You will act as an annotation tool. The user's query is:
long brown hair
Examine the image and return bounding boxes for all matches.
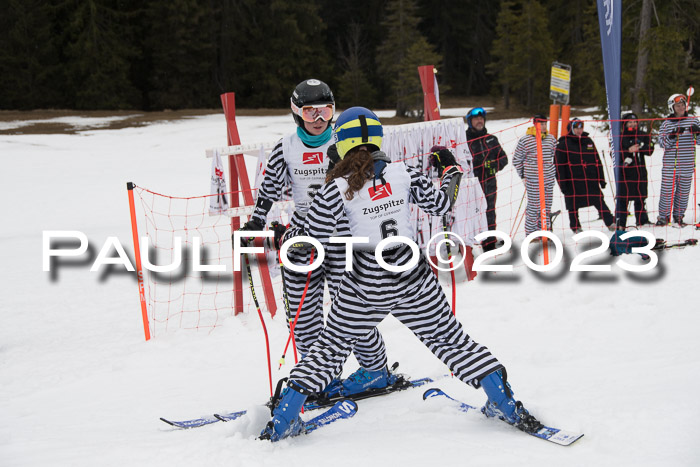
[326,147,374,200]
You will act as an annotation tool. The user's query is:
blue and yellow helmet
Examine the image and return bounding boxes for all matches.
[333,107,383,159]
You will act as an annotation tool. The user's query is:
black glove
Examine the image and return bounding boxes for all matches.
[269,221,288,250]
[234,219,264,246]
[691,123,700,134]
[601,181,607,189]
[327,144,341,171]
[669,132,677,141]
[429,146,458,173]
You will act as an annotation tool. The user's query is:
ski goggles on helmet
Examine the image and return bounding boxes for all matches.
[671,95,687,104]
[291,101,335,123]
[571,120,584,129]
[467,107,486,119]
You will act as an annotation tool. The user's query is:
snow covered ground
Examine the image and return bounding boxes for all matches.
[2,109,699,466]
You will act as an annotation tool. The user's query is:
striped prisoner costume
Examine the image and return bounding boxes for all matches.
[513,127,558,234]
[251,133,387,368]
[657,115,699,221]
[285,162,503,392]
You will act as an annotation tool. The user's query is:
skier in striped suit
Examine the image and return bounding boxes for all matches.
[655,93,700,226]
[260,107,543,442]
[513,115,558,235]
[239,80,391,397]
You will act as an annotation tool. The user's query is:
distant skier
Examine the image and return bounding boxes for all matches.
[554,118,615,233]
[656,93,700,226]
[238,79,393,398]
[513,114,557,235]
[465,107,509,250]
[260,107,543,442]
[616,113,654,229]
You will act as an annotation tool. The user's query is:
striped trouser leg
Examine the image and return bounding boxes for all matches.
[524,180,554,234]
[391,271,502,388]
[658,165,675,220]
[282,248,325,356]
[672,173,693,218]
[289,282,389,392]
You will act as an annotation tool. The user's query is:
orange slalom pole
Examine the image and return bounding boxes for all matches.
[126,182,151,341]
[534,125,550,265]
[560,105,571,137]
[549,105,560,139]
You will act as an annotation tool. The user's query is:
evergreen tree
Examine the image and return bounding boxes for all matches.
[489,0,556,110]
[0,0,63,109]
[57,0,140,109]
[376,0,441,116]
[336,23,377,108]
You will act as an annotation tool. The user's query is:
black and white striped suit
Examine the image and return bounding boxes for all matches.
[657,116,699,220]
[252,136,387,367]
[513,129,557,235]
[286,162,503,392]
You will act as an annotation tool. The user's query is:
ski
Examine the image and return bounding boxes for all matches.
[422,388,584,447]
[652,238,698,250]
[303,375,433,411]
[303,399,358,435]
[161,376,432,429]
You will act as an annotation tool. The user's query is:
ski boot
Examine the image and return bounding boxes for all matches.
[655,217,668,226]
[673,216,686,227]
[319,378,344,398]
[341,366,396,396]
[479,369,543,434]
[259,380,311,442]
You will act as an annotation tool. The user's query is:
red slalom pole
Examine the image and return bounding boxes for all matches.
[278,249,315,369]
[243,253,273,397]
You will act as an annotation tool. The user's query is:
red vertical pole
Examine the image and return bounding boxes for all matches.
[535,124,551,265]
[220,92,278,318]
[220,93,245,315]
[418,65,441,121]
[126,182,151,341]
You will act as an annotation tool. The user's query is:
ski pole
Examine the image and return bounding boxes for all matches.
[510,191,526,238]
[687,86,696,224]
[243,252,273,397]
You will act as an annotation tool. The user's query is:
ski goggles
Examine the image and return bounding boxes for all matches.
[291,102,335,123]
[571,120,584,129]
[671,95,687,104]
[467,107,486,119]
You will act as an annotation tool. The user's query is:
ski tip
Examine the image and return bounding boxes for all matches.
[422,387,442,400]
[159,417,175,426]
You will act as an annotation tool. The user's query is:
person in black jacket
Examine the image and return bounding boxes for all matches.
[555,118,615,232]
[616,113,654,228]
[465,107,508,251]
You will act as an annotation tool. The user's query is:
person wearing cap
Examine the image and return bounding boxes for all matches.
[555,118,615,233]
[656,93,700,226]
[616,113,654,228]
[465,107,509,251]
[513,114,558,235]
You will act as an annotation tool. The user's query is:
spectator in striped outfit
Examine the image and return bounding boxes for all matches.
[656,93,700,226]
[260,107,543,442]
[239,79,391,398]
[513,115,558,235]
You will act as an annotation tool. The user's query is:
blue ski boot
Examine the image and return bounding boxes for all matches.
[320,378,344,398]
[260,380,310,442]
[341,366,396,396]
[480,369,543,433]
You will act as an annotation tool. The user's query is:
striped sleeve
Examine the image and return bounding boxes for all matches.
[251,140,285,225]
[658,120,673,149]
[286,181,344,247]
[406,167,451,217]
[513,136,529,178]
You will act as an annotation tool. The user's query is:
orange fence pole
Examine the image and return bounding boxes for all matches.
[560,105,571,137]
[126,182,151,341]
[549,104,560,139]
[534,126,550,265]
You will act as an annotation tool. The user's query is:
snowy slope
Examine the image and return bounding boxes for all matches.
[1,111,699,467]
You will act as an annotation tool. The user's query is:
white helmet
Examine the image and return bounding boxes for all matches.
[667,93,687,113]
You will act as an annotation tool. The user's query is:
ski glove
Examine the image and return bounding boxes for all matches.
[269,221,288,250]
[235,219,264,246]
[327,144,341,171]
[624,157,634,166]
[429,146,459,176]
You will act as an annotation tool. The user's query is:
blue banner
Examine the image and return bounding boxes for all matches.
[597,0,622,186]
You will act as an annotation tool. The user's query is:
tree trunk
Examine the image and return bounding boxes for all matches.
[632,0,652,115]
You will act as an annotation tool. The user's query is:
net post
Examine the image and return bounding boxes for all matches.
[549,104,560,139]
[126,182,151,341]
[534,125,551,265]
[560,105,571,138]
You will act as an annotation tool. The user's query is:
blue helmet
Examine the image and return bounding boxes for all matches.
[466,107,487,129]
[333,107,383,158]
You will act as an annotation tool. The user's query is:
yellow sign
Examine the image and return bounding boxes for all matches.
[550,62,572,104]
